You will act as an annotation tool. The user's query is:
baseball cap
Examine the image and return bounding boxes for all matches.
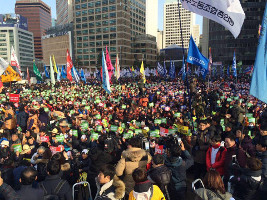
[82,149,89,154]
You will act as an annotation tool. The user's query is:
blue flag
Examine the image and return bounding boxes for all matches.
[232,51,237,77]
[163,61,167,76]
[220,65,224,77]
[57,66,60,81]
[157,62,165,77]
[187,36,209,69]
[61,65,66,79]
[44,65,49,78]
[182,56,186,81]
[250,3,267,104]
[227,65,230,76]
[187,36,209,78]
[81,69,86,83]
[96,69,101,81]
[102,51,111,94]
[169,60,176,79]
[72,66,80,83]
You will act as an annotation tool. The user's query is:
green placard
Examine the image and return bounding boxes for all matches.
[70,110,75,115]
[95,114,101,120]
[154,119,161,124]
[174,113,181,118]
[168,129,176,134]
[56,135,64,143]
[123,132,133,139]
[135,129,142,134]
[121,123,126,129]
[96,125,103,132]
[149,103,154,107]
[94,99,101,104]
[13,144,22,152]
[80,121,89,130]
[248,117,256,123]
[246,113,253,118]
[161,118,167,124]
[247,103,253,107]
[135,121,141,127]
[72,129,78,137]
[85,106,90,110]
[110,125,118,132]
[150,130,160,137]
[44,107,49,112]
[90,133,99,140]
[122,105,126,109]
[220,119,224,126]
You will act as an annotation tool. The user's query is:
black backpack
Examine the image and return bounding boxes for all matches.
[40,179,66,200]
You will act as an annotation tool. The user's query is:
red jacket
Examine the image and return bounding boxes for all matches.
[206,146,227,175]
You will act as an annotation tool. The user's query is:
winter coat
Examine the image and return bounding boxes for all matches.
[27,114,40,133]
[194,188,233,200]
[17,111,28,128]
[35,158,49,182]
[238,136,256,157]
[231,168,262,200]
[206,146,227,175]
[40,175,72,200]
[128,181,166,200]
[3,109,16,130]
[115,147,152,194]
[164,150,194,191]
[191,129,211,164]
[224,144,247,179]
[95,176,125,200]
[0,183,20,200]
[39,111,49,126]
[17,184,44,200]
[78,156,91,173]
[148,165,171,193]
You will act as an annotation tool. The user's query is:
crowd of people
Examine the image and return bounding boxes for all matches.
[0,75,266,200]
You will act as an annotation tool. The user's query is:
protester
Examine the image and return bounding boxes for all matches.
[128,168,166,200]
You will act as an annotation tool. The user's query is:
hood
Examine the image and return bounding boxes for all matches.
[122,148,147,162]
[35,158,49,164]
[242,168,262,177]
[113,175,125,199]
[133,180,152,200]
[61,162,71,171]
[165,156,183,168]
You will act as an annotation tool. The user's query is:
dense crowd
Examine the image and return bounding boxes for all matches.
[0,75,266,200]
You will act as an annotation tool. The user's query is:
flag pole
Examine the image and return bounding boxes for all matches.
[177,0,194,132]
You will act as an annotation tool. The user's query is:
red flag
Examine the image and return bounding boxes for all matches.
[66,49,73,82]
[105,46,113,83]
[0,80,3,92]
[27,67,31,85]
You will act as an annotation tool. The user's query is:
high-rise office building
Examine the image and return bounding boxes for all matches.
[192,24,200,47]
[200,17,209,58]
[163,0,195,49]
[15,0,52,60]
[56,0,74,26]
[146,0,158,38]
[74,0,147,71]
[208,0,266,66]
[0,14,34,75]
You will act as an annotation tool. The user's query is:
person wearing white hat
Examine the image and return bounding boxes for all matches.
[78,149,91,173]
[1,140,9,148]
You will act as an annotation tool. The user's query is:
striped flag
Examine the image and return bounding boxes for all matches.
[157,62,165,77]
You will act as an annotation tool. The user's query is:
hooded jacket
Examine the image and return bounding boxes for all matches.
[95,176,125,200]
[115,147,152,194]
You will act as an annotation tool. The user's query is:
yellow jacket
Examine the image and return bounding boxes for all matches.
[3,109,16,130]
[128,185,166,200]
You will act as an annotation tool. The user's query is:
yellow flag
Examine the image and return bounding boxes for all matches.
[140,61,146,83]
[132,66,134,71]
[1,66,21,82]
[52,55,58,73]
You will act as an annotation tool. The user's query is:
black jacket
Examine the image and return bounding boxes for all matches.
[231,168,262,200]
[17,111,28,127]
[17,185,44,200]
[40,175,72,200]
[148,165,171,192]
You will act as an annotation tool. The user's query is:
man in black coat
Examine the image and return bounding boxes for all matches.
[148,154,171,200]
[40,160,72,200]
[17,106,28,133]
[17,167,44,200]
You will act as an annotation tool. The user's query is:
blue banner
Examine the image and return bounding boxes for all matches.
[44,65,49,78]
[250,3,267,104]
[232,51,237,77]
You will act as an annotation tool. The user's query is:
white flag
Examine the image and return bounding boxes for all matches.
[181,0,245,38]
[0,57,9,76]
[50,56,55,85]
[10,46,22,77]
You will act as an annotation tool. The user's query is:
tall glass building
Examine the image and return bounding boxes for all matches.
[74,0,147,71]
[208,0,266,66]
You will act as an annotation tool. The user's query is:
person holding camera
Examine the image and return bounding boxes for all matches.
[164,140,193,200]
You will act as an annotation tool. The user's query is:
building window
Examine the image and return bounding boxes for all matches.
[82,10,87,15]
[110,33,116,38]
[82,17,87,21]
[81,3,87,9]
[102,0,108,5]
[90,42,95,47]
[89,22,94,28]
[102,13,108,18]
[89,29,95,34]
[95,1,101,7]
[75,5,80,10]
[88,9,94,14]
[109,0,115,4]
[96,22,101,26]
[82,23,88,28]
[76,11,81,16]
[96,35,102,40]
[110,19,116,25]
[102,20,108,26]
[89,16,94,20]
[96,28,101,33]
[96,41,102,46]
[82,30,88,34]
[110,47,116,52]
[109,5,116,11]
[83,42,89,47]
[103,34,109,39]
[88,2,94,8]
[77,37,82,41]
[102,7,108,12]
[103,27,109,32]
[109,12,116,18]
[83,55,89,59]
[110,27,116,32]
[89,35,95,40]
[95,8,101,13]
[83,36,88,40]
[103,41,109,45]
[110,40,116,45]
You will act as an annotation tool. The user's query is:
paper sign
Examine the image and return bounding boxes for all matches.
[110,125,118,132]
[150,130,160,137]
[72,129,78,137]
[155,144,164,154]
[13,144,22,152]
[160,127,169,136]
[135,129,142,134]
[9,94,20,102]
[248,117,256,123]
[50,146,64,154]
[168,129,176,134]
[122,105,126,109]
[96,125,103,132]
[123,132,133,139]
[56,135,64,143]
[40,136,50,143]
[95,114,101,119]
[90,133,99,140]
[246,113,253,118]
[174,113,181,118]
[161,118,167,124]
[80,121,89,130]
[154,119,161,124]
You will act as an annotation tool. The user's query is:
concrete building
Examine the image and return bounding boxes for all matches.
[208,0,266,66]
[0,26,34,75]
[200,17,209,58]
[42,23,74,66]
[163,0,195,49]
[15,0,52,60]
[192,24,200,47]
[132,34,157,67]
[157,30,163,52]
[74,0,147,71]
[56,0,74,26]
[146,0,158,38]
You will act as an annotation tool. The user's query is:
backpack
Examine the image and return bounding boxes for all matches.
[40,179,66,200]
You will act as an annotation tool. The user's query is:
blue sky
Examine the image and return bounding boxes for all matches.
[1,0,202,33]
